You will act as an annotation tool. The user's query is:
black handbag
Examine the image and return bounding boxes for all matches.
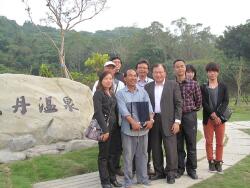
[217,104,232,122]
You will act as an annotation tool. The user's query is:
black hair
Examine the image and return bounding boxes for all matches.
[205,62,220,72]
[110,55,122,64]
[186,64,197,81]
[124,69,137,77]
[135,58,150,70]
[152,63,167,72]
[173,59,186,65]
[96,71,113,93]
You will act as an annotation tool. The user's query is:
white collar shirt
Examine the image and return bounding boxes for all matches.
[154,79,165,113]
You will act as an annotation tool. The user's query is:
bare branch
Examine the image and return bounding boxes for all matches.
[67,0,107,30]
[23,0,60,54]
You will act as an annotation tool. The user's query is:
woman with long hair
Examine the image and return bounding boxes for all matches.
[93,71,122,188]
[201,62,229,173]
[186,64,197,81]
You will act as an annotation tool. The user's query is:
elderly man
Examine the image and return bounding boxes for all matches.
[116,69,154,188]
[144,64,182,184]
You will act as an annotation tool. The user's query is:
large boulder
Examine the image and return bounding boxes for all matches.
[0,74,93,150]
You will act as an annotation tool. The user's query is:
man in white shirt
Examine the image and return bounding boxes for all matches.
[136,59,153,88]
[135,59,154,175]
[144,64,182,184]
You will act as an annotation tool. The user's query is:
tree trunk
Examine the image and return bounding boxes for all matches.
[59,30,71,79]
[235,60,243,105]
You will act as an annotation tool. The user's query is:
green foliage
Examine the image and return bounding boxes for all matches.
[39,64,54,78]
[84,53,110,73]
[217,22,250,60]
[71,71,98,87]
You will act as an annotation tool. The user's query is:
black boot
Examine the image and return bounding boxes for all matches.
[215,161,223,173]
[208,160,216,172]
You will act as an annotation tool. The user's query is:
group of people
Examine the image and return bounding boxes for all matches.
[91,56,229,188]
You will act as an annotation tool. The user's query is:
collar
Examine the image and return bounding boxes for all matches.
[176,77,188,84]
[137,76,150,82]
[125,85,139,93]
[155,79,165,86]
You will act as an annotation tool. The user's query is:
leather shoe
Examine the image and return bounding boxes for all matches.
[188,173,198,180]
[150,174,165,180]
[102,184,112,188]
[175,171,184,179]
[166,176,175,184]
[111,180,122,187]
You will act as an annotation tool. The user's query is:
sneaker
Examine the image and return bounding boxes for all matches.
[215,161,223,173]
[208,160,216,172]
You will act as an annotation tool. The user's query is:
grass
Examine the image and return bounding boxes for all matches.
[191,128,250,188]
[0,147,99,188]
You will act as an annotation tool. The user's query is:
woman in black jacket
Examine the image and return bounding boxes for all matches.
[93,71,122,188]
[200,62,229,173]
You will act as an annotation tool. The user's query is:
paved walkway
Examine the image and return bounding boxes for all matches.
[33,121,250,188]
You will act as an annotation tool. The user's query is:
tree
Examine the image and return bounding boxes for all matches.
[171,17,216,60]
[23,0,107,79]
[217,22,250,104]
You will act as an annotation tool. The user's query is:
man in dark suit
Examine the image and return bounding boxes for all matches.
[144,63,182,184]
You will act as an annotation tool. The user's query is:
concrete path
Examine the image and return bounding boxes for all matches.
[33,121,250,188]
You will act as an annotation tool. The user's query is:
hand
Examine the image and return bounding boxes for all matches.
[210,112,217,120]
[214,117,222,125]
[131,121,141,131]
[145,120,153,129]
[171,123,180,134]
[101,133,109,142]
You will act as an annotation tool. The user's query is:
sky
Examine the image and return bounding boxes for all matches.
[0,0,249,36]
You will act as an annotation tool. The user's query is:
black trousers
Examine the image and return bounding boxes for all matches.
[177,111,197,174]
[109,125,122,171]
[150,114,178,177]
[98,137,116,185]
